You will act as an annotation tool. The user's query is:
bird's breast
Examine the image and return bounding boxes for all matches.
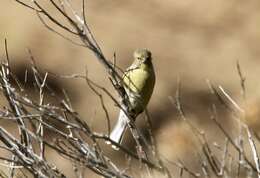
[123,66,155,113]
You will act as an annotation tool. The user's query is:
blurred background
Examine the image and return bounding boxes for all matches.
[1,0,260,177]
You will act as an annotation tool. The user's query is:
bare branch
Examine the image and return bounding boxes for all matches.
[247,128,260,178]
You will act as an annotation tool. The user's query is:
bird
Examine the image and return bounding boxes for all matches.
[108,49,156,149]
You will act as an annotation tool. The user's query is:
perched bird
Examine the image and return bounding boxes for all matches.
[109,49,156,148]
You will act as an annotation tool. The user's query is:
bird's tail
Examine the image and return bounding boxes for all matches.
[107,109,128,149]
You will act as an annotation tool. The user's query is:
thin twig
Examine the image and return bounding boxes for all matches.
[247,128,260,178]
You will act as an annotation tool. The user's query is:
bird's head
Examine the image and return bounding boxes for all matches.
[133,49,152,63]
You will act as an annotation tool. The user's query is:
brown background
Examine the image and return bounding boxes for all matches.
[1,0,260,177]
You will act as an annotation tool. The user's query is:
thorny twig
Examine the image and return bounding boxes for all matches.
[170,76,260,178]
[0,38,167,177]
[5,1,260,178]
[247,128,260,178]
[207,81,257,171]
[14,0,148,159]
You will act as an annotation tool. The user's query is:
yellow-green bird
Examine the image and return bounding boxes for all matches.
[109,49,156,146]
